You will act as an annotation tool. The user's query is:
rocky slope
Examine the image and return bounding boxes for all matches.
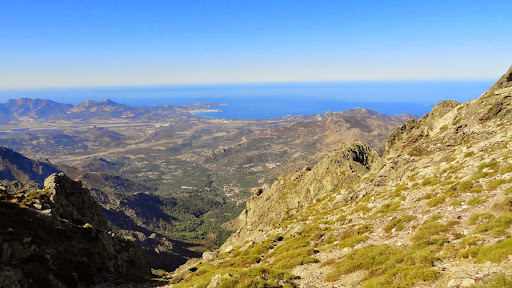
[167,67,512,288]
[0,173,151,287]
[0,147,197,271]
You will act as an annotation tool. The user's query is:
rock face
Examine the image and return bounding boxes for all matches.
[486,65,512,95]
[44,172,107,229]
[0,174,151,287]
[169,66,512,287]
[222,142,379,250]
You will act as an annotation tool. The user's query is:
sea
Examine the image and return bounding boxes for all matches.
[0,81,494,119]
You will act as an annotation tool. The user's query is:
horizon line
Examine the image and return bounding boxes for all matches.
[0,77,497,91]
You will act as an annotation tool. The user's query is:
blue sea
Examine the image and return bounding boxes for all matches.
[0,81,493,119]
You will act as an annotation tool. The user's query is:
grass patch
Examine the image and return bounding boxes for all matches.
[467,195,488,206]
[270,226,320,270]
[371,201,401,217]
[493,197,512,212]
[352,204,372,215]
[473,213,512,236]
[464,151,475,158]
[471,273,512,288]
[426,195,446,207]
[339,224,372,248]
[478,160,500,173]
[326,244,439,287]
[468,213,495,226]
[411,216,450,246]
[487,179,508,191]
[383,214,416,233]
[450,199,464,206]
[500,164,512,175]
[476,238,512,263]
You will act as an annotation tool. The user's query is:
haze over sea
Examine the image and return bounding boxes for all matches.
[0,81,493,119]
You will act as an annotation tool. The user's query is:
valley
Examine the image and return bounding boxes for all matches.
[0,98,413,271]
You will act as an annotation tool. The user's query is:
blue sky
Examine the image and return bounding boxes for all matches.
[1,0,511,88]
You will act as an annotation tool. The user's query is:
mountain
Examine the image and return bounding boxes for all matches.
[168,66,512,287]
[0,173,151,287]
[1,98,72,120]
[0,146,60,184]
[67,99,134,119]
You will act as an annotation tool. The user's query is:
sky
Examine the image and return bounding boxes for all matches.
[1,0,511,89]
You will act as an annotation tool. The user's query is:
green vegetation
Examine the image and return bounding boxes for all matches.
[383,214,416,233]
[470,273,512,288]
[171,265,298,288]
[450,199,463,206]
[411,217,450,246]
[339,224,372,248]
[370,201,401,217]
[467,195,488,206]
[487,179,508,191]
[326,244,439,287]
[472,213,512,236]
[493,197,512,212]
[427,195,446,207]
[478,160,500,173]
[464,151,475,158]
[468,213,495,225]
[475,238,512,263]
[351,204,372,214]
[270,225,321,270]
[500,164,512,175]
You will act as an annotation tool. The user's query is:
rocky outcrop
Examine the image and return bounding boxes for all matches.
[44,172,108,229]
[485,65,512,95]
[0,174,151,287]
[222,142,379,250]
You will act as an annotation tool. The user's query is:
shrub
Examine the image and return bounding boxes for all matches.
[472,273,512,288]
[464,151,475,158]
[457,180,474,193]
[427,195,446,207]
[383,214,416,233]
[411,217,449,246]
[476,238,512,263]
[487,179,508,191]
[467,196,488,206]
[468,213,495,225]
[473,213,512,236]
[339,224,372,248]
[500,164,512,175]
[326,244,439,287]
[372,201,401,216]
[493,197,512,212]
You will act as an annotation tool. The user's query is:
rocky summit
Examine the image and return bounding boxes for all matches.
[167,67,512,288]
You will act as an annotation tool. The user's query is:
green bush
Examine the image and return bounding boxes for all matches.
[427,195,446,207]
[326,244,439,287]
[468,213,495,225]
[383,214,416,233]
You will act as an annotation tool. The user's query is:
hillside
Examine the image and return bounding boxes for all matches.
[0,173,151,287]
[167,67,512,287]
[0,100,412,250]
